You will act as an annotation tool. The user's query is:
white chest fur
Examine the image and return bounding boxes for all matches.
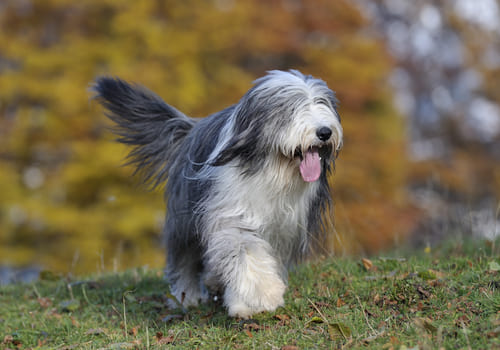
[205,158,319,264]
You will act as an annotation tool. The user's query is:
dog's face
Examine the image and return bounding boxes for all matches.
[283,96,342,182]
[212,70,342,182]
[254,71,343,182]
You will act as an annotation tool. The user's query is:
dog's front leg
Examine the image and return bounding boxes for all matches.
[204,230,286,318]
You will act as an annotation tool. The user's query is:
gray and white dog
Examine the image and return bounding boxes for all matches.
[94,70,343,318]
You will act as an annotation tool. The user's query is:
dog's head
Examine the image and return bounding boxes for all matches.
[212,70,342,182]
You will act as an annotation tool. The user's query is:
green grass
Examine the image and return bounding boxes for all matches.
[1,239,499,349]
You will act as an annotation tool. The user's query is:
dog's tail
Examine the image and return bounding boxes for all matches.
[93,77,195,188]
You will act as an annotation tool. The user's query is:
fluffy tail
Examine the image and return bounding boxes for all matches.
[93,77,195,188]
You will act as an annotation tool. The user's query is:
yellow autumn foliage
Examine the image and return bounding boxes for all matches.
[0,0,414,273]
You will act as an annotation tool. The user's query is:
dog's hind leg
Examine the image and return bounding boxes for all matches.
[204,230,286,318]
[165,240,208,308]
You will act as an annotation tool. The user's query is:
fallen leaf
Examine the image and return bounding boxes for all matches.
[37,297,52,308]
[59,299,80,312]
[390,336,400,344]
[418,270,436,280]
[157,335,174,345]
[418,269,444,280]
[336,298,346,307]
[124,293,136,303]
[362,258,373,271]
[3,335,14,344]
[306,316,324,325]
[381,342,393,349]
[275,314,291,326]
[242,322,268,331]
[281,346,299,350]
[128,326,139,336]
[416,285,431,299]
[488,261,500,272]
[154,332,174,345]
[328,322,352,340]
[455,314,470,327]
[362,331,385,344]
[274,314,290,321]
[487,326,500,338]
[414,317,437,334]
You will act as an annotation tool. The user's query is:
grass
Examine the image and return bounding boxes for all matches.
[1,239,499,349]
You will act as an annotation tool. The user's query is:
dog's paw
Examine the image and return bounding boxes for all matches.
[168,283,209,309]
[224,278,286,318]
[226,300,257,319]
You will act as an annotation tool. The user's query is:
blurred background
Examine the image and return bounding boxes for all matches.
[1,0,499,282]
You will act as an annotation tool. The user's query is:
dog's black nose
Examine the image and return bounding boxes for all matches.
[316,127,332,141]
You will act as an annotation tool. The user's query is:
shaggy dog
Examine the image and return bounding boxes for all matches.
[93,70,343,318]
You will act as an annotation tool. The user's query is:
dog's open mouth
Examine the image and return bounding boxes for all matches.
[294,146,332,182]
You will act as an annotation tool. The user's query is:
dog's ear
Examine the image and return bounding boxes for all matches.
[211,127,264,167]
[211,137,240,166]
[211,101,267,168]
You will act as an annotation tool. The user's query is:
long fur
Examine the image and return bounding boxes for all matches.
[93,70,342,317]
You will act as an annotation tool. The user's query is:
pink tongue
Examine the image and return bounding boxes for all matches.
[299,150,321,182]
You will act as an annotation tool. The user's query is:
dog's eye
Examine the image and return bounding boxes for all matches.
[314,97,329,107]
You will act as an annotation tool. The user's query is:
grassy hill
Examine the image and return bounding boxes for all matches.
[1,239,499,349]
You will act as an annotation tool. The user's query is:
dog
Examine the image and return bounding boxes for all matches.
[93,70,342,318]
